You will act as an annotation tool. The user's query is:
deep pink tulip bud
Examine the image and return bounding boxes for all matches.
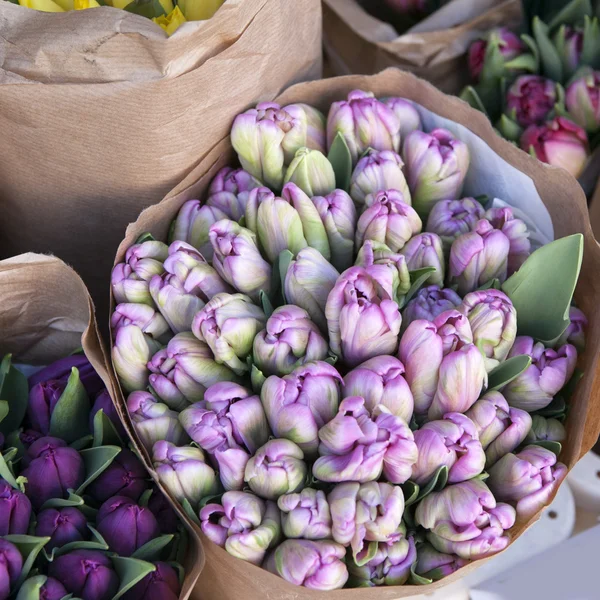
[35,507,89,552]
[400,233,445,286]
[415,479,516,560]
[468,27,527,83]
[0,479,31,536]
[402,285,462,328]
[488,445,568,519]
[483,207,531,274]
[382,97,422,146]
[566,70,600,133]
[278,488,332,540]
[414,543,469,581]
[503,337,577,412]
[206,167,262,221]
[506,76,558,127]
[556,305,587,352]
[425,198,485,251]
[122,561,181,600]
[0,540,23,600]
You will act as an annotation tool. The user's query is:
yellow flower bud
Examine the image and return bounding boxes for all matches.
[179,0,224,21]
[158,0,174,14]
[153,5,186,35]
[18,0,65,11]
[53,0,74,10]
[74,0,101,8]
[110,0,131,8]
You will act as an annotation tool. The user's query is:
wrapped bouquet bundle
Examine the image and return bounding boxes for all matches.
[0,254,202,600]
[322,0,522,92]
[0,0,322,321]
[108,69,600,598]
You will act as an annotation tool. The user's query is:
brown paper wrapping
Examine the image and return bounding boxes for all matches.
[323,0,523,93]
[106,69,600,598]
[0,0,322,327]
[0,252,203,600]
[590,179,600,241]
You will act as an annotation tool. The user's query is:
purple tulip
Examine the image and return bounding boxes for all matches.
[29,355,105,398]
[21,437,85,511]
[327,90,400,164]
[313,397,417,484]
[86,449,148,504]
[148,332,239,411]
[260,361,342,458]
[253,306,329,377]
[524,415,566,445]
[26,379,65,436]
[402,285,462,328]
[18,429,42,452]
[277,488,332,540]
[400,233,445,286]
[449,219,511,295]
[312,189,357,271]
[96,496,160,556]
[425,198,485,251]
[122,562,181,600]
[412,413,485,485]
[0,540,22,600]
[200,491,281,565]
[244,439,306,500]
[264,539,348,590]
[506,76,558,128]
[35,507,89,551]
[566,70,600,133]
[325,265,402,368]
[329,482,404,561]
[484,207,531,274]
[503,337,577,412]
[127,391,189,453]
[111,302,171,344]
[89,389,127,438]
[147,486,180,534]
[382,97,422,146]
[49,550,119,600]
[466,391,532,468]
[349,150,411,206]
[432,309,473,355]
[556,306,587,352]
[414,543,469,581]
[403,128,470,218]
[415,479,516,559]
[17,577,68,600]
[488,445,568,519]
[206,166,262,221]
[0,480,31,536]
[342,355,413,422]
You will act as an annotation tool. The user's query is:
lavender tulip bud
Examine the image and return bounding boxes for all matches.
[449,220,511,295]
[484,207,531,274]
[26,379,65,436]
[253,306,329,377]
[432,309,473,355]
[148,332,240,410]
[524,415,566,445]
[325,265,402,367]
[111,303,171,344]
[415,479,516,560]
[244,439,306,500]
[400,233,445,286]
[284,148,336,198]
[285,247,340,332]
[16,576,68,600]
[459,289,517,372]
[35,507,89,551]
[261,361,342,457]
[327,90,400,164]
[170,200,228,261]
[425,198,485,252]
[404,129,470,218]
[312,189,357,271]
[206,166,262,221]
[343,355,413,422]
[382,97,422,145]
[415,543,469,581]
[465,391,532,468]
[566,70,600,134]
[349,150,411,206]
[127,391,189,453]
[192,293,266,375]
[402,285,462,328]
[0,540,22,600]
[278,488,331,540]
[22,437,85,511]
[153,441,219,508]
[29,355,104,398]
[329,482,404,562]
[264,539,348,590]
[49,550,119,600]
[413,413,485,485]
[121,562,181,600]
[209,219,272,302]
[89,390,127,439]
[231,102,326,190]
[428,344,487,421]
[556,306,587,352]
[503,337,577,412]
[200,491,281,565]
[0,480,31,536]
[488,445,568,519]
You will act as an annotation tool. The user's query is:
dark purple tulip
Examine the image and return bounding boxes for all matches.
[22,437,86,511]
[19,429,43,451]
[89,389,127,438]
[27,379,66,435]
[29,355,104,398]
[35,507,90,551]
[0,539,22,600]
[87,449,148,504]
[49,550,119,600]
[0,479,31,536]
[39,577,68,600]
[96,496,160,557]
[122,561,181,600]
[148,487,179,534]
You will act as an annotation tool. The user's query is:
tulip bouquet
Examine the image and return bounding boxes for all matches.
[111,88,586,591]
[462,0,600,180]
[0,353,187,600]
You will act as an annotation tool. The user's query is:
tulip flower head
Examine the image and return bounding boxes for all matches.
[278,488,332,540]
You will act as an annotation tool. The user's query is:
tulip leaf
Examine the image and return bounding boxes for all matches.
[353,541,378,567]
[521,34,541,71]
[198,493,223,510]
[3,535,51,588]
[76,445,122,495]
[0,353,12,391]
[259,290,274,318]
[459,86,488,116]
[0,401,7,424]
[0,357,29,436]
[250,365,266,394]
[13,575,49,600]
[111,557,156,600]
[478,278,502,291]
[138,489,153,508]
[181,497,202,526]
[473,471,490,482]
[416,465,449,502]
[557,368,584,402]
[278,250,294,302]
[0,449,20,489]
[533,17,564,82]
[548,0,593,30]
[49,368,91,444]
[40,491,85,511]
[496,115,523,143]
[410,563,433,586]
[534,396,567,419]
[325,353,338,366]
[93,409,124,448]
[402,481,420,507]
[135,232,157,244]
[70,435,94,451]
[45,525,109,562]
[3,430,25,462]
[582,16,600,70]
[487,355,532,391]
[402,267,436,307]
[533,440,563,456]
[124,0,166,19]
[327,132,352,191]
[132,534,174,562]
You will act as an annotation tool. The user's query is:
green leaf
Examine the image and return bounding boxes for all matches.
[70,435,94,451]
[93,409,123,448]
[40,491,85,511]
[534,396,567,418]
[3,430,25,461]
[496,114,523,142]
[402,481,420,507]
[459,86,489,115]
[181,498,201,526]
[410,562,433,586]
[49,368,91,444]
[533,16,564,82]
[487,355,532,391]
[46,525,109,561]
[521,33,541,71]
[478,278,502,291]
[111,557,156,600]
[278,249,294,305]
[548,0,593,31]
[14,574,48,600]
[135,232,157,244]
[0,449,19,489]
[473,471,490,482]
[132,534,174,562]
[581,15,600,70]
[557,368,584,402]
[259,290,274,318]
[0,401,8,424]
[0,354,12,392]
[353,540,378,567]
[138,489,153,508]
[502,234,583,344]
[0,359,29,436]
[416,465,448,502]
[533,440,563,456]
[402,267,436,307]
[250,365,266,394]
[327,132,352,191]
[76,445,122,495]
[4,535,51,588]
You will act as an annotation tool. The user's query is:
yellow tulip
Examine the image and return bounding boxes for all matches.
[179,0,224,21]
[19,0,65,11]
[52,0,74,10]
[159,0,174,14]
[74,0,101,8]
[110,0,132,7]
[153,5,186,35]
